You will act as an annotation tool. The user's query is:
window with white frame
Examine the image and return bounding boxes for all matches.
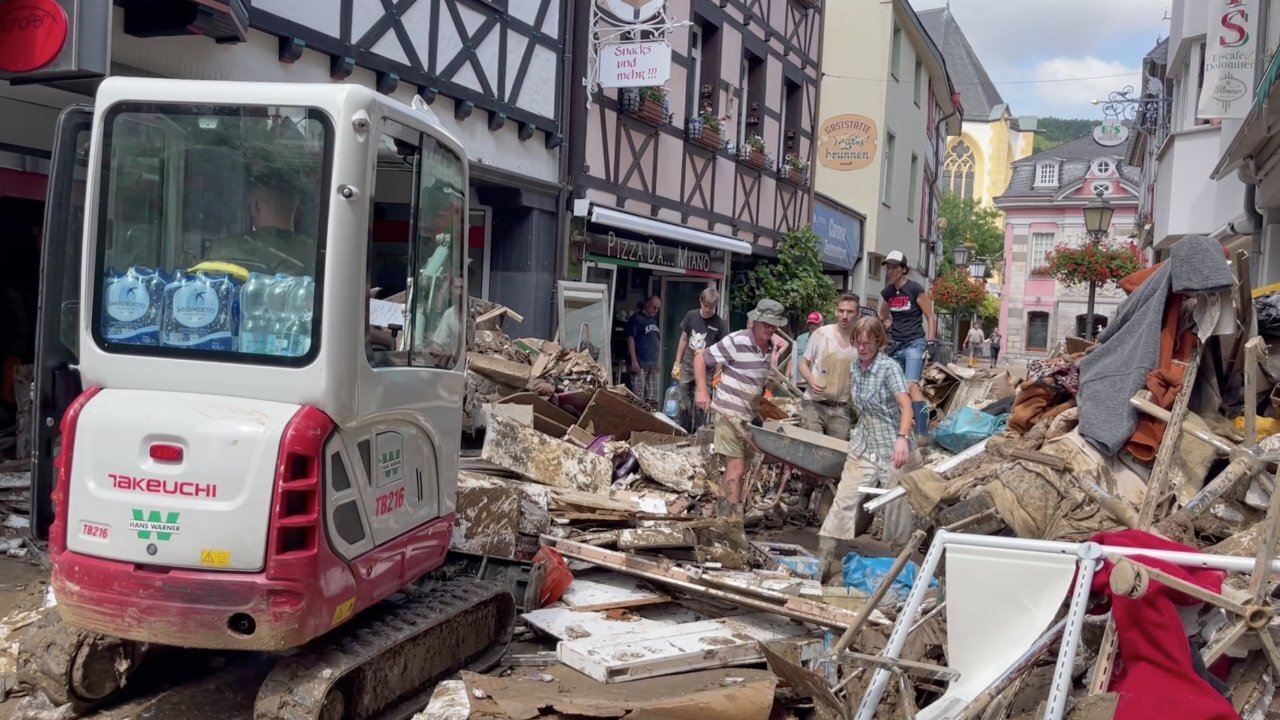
[1029,232,1055,275]
[913,58,923,106]
[1092,158,1113,176]
[907,153,919,221]
[882,131,896,206]
[1091,181,1112,196]
[1034,162,1059,188]
[687,25,702,122]
[1173,40,1210,131]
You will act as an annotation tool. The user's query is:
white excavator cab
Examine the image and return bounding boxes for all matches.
[27,77,512,719]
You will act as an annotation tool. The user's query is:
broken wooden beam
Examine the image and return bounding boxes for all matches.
[551,537,868,630]
[617,526,697,550]
[468,352,532,388]
[482,414,613,493]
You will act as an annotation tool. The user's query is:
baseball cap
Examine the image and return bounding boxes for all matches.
[881,250,908,267]
[806,311,823,325]
[747,299,787,327]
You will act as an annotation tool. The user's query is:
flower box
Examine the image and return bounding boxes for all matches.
[780,166,807,186]
[687,120,723,152]
[739,147,768,170]
[629,97,669,126]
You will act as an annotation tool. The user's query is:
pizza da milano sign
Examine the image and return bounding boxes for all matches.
[817,114,879,171]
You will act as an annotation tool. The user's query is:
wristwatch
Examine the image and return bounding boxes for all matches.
[897,433,909,441]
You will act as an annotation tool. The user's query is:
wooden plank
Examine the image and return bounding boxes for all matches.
[557,612,820,683]
[551,538,868,630]
[576,389,684,441]
[561,573,670,612]
[617,526,697,550]
[481,415,613,492]
[452,472,550,559]
[468,352,532,388]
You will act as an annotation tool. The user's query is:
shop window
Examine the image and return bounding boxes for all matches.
[366,119,465,370]
[1026,311,1050,352]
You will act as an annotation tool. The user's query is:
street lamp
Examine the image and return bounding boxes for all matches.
[1081,187,1114,342]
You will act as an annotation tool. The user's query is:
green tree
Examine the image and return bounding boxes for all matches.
[978,294,1001,325]
[1032,118,1096,153]
[734,225,837,330]
[938,194,1004,276]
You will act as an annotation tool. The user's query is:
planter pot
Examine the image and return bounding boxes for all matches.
[689,123,723,152]
[629,97,669,126]
[780,167,807,185]
[739,147,767,170]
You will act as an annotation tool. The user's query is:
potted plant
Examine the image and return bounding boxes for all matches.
[738,134,767,169]
[781,153,809,185]
[930,268,989,316]
[687,110,726,151]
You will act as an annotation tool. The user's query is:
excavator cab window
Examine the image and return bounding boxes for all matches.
[90,103,332,365]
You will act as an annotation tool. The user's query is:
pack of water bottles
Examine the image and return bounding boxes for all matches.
[101,267,315,357]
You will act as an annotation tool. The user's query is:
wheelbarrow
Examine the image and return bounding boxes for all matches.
[739,422,848,519]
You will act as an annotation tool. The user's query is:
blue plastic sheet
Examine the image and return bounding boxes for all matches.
[930,406,1007,454]
[841,552,936,605]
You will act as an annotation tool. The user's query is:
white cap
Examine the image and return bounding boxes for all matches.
[881,250,908,266]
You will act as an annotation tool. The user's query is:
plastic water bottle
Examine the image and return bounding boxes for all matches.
[102,266,166,346]
[663,381,680,419]
[160,271,236,351]
[282,276,315,356]
[265,273,296,356]
[237,272,272,354]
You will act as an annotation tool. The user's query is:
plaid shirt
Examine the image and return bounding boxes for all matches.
[848,351,915,466]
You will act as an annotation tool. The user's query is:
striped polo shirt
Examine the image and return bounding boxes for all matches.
[703,329,771,421]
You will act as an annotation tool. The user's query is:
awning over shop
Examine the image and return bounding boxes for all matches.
[586,205,754,255]
[1213,51,1280,180]
[812,196,864,270]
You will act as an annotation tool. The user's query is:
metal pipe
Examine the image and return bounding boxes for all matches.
[1044,543,1102,720]
[854,529,946,720]
[932,529,1280,574]
[1128,394,1236,455]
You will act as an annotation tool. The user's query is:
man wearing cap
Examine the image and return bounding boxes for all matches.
[798,292,860,439]
[695,299,788,513]
[878,250,937,440]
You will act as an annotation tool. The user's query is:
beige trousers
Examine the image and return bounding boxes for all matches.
[819,450,922,546]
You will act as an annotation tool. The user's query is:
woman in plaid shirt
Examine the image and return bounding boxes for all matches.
[817,316,923,576]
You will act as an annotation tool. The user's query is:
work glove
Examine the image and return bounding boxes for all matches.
[671,364,681,380]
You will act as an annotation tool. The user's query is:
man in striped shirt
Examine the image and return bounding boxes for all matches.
[694,298,788,512]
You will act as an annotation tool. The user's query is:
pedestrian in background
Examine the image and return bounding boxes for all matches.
[798,293,860,439]
[672,287,724,430]
[966,324,985,367]
[877,250,937,441]
[989,328,1002,366]
[627,295,662,406]
[695,299,789,515]
[817,315,922,576]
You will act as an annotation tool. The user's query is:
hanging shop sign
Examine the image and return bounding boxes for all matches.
[1092,119,1129,147]
[1199,0,1258,119]
[598,40,672,88]
[600,0,665,23]
[586,232,719,276]
[817,114,879,171]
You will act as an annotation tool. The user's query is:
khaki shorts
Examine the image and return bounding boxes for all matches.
[713,415,754,459]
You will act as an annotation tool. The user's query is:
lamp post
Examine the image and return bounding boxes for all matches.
[1081,187,1115,342]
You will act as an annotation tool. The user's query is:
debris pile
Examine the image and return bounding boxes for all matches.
[440,237,1280,719]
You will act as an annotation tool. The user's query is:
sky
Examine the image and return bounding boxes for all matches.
[909,0,1173,120]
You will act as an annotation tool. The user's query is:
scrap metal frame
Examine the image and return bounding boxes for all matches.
[854,529,1280,720]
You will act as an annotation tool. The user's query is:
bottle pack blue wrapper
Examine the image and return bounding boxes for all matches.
[930,406,1008,454]
[841,552,937,605]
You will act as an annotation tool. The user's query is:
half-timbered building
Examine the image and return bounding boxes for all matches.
[566,0,826,380]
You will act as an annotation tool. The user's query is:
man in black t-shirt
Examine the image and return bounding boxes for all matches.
[877,250,937,440]
[672,287,724,430]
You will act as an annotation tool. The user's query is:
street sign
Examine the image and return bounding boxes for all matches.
[597,41,672,88]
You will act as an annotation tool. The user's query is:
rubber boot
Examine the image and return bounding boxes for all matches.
[818,536,840,583]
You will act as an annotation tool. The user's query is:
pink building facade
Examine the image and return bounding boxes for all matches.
[994,132,1140,365]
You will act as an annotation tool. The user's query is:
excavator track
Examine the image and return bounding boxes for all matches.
[253,578,515,720]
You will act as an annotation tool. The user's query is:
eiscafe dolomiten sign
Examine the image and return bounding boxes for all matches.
[817,114,879,171]
[1199,0,1258,119]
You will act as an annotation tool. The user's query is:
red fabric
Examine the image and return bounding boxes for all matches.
[1089,531,1238,720]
